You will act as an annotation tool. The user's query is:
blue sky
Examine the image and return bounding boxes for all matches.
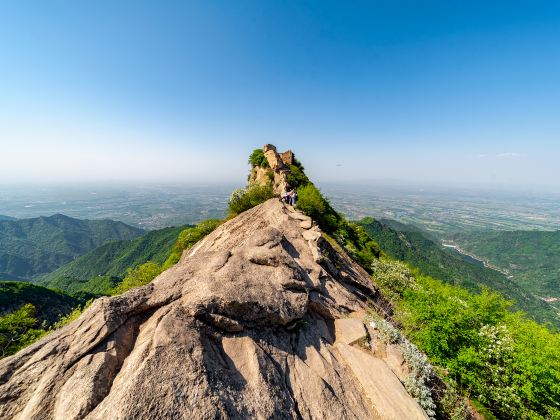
[1,1,559,190]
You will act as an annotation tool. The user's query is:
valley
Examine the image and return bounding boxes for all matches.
[321,183,560,236]
[449,230,560,308]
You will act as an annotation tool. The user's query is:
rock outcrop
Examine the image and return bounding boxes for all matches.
[249,144,293,195]
[0,199,428,419]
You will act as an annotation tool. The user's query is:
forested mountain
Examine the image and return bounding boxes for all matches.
[0,214,144,280]
[358,217,560,328]
[0,281,79,325]
[39,225,187,295]
[0,215,16,221]
[450,230,560,302]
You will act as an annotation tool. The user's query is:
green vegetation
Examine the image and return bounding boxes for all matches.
[0,298,93,359]
[112,261,162,295]
[371,258,560,419]
[49,299,93,330]
[227,183,275,216]
[296,184,340,232]
[451,230,560,302]
[283,168,380,272]
[39,226,186,295]
[286,164,309,188]
[338,223,381,271]
[248,148,269,168]
[295,188,380,272]
[283,153,560,417]
[0,214,144,280]
[0,281,79,324]
[163,219,222,268]
[0,304,46,357]
[359,217,560,328]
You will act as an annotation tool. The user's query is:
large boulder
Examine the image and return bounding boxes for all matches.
[0,199,428,420]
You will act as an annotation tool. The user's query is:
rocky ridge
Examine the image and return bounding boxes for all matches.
[0,180,429,419]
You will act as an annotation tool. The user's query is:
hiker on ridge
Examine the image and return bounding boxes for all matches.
[282,189,291,204]
[290,189,298,206]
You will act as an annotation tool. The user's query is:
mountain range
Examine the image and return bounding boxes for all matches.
[0,214,144,280]
[38,225,187,295]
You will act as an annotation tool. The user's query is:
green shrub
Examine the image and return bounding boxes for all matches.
[50,299,93,330]
[248,148,269,168]
[286,164,309,188]
[292,156,305,171]
[296,184,339,232]
[228,183,274,216]
[0,304,46,357]
[339,223,380,271]
[163,219,223,268]
[111,261,162,295]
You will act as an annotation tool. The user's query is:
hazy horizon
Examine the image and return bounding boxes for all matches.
[1,176,560,196]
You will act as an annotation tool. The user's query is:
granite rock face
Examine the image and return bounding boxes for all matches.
[0,199,427,420]
[250,144,292,195]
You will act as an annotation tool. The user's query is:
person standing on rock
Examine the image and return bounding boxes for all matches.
[282,189,290,204]
[290,189,298,206]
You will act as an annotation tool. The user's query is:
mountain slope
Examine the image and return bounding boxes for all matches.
[358,217,560,328]
[450,230,560,301]
[0,214,144,280]
[0,281,79,325]
[0,199,429,419]
[38,225,187,295]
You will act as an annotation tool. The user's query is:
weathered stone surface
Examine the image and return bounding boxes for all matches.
[0,199,425,420]
[334,318,367,345]
[279,150,294,166]
[385,344,409,381]
[303,228,322,242]
[300,219,312,229]
[289,211,310,221]
[250,166,272,188]
[336,343,429,420]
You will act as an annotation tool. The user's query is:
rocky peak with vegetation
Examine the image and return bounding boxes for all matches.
[0,147,434,419]
[248,144,293,195]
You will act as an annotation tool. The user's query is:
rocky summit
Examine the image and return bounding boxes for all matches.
[0,198,428,419]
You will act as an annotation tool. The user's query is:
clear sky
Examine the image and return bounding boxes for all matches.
[1,1,559,190]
